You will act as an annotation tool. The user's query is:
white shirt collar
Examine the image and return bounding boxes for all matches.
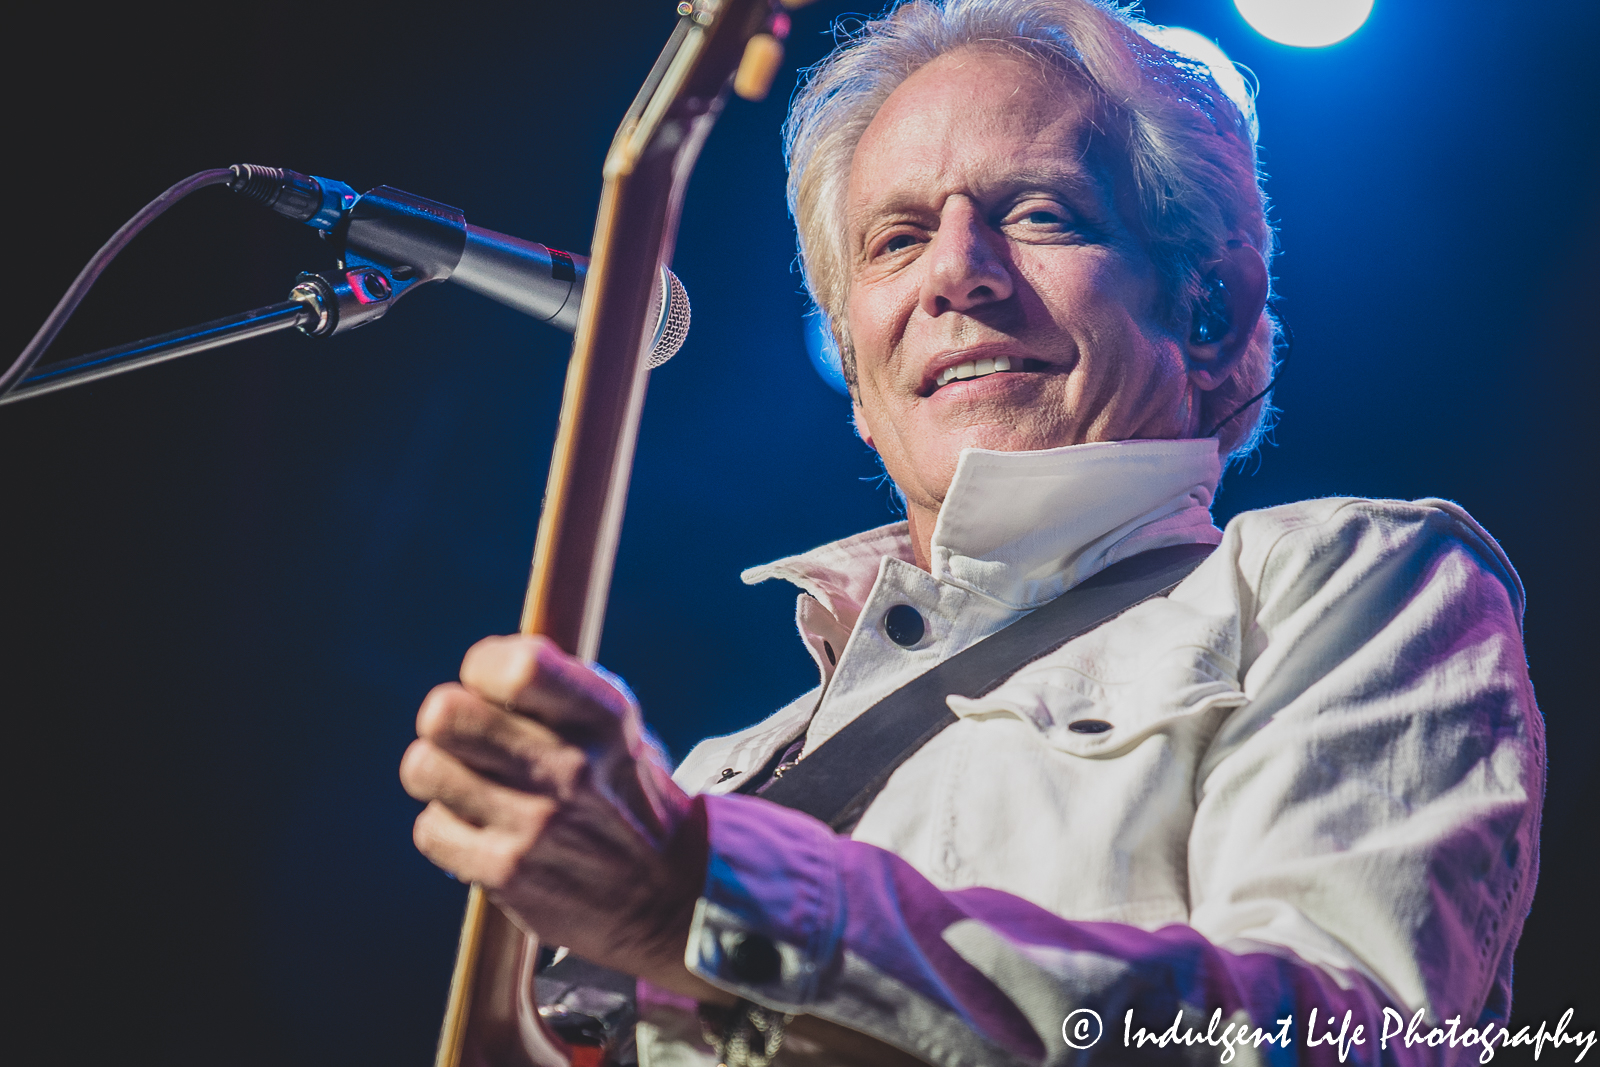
[742,437,1224,624]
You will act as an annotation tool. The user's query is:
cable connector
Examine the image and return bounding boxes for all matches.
[227,164,357,231]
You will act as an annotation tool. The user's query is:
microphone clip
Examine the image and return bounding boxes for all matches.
[287,184,471,336]
[289,257,425,338]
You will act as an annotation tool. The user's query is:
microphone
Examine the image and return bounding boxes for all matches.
[227,165,689,366]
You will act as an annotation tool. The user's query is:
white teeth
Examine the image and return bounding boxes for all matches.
[937,361,974,386]
[936,355,1018,387]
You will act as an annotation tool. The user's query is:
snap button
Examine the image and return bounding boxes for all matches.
[883,604,925,646]
[728,932,782,984]
[717,768,738,783]
[1068,719,1112,734]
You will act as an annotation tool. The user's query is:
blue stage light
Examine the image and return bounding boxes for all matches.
[804,309,850,395]
[1234,0,1373,47]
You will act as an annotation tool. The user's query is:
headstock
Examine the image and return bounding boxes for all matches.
[606,0,797,182]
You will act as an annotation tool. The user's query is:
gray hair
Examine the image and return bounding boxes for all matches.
[784,0,1280,459]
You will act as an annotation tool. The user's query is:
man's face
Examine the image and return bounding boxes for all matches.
[845,47,1200,536]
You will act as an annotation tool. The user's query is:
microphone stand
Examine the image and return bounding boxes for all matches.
[1,257,434,407]
[3,178,687,408]
[3,302,312,405]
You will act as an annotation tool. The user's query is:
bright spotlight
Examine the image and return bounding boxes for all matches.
[1234,0,1374,47]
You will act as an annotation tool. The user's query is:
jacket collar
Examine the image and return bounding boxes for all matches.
[742,438,1224,625]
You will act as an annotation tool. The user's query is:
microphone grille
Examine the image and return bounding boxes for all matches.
[648,268,691,368]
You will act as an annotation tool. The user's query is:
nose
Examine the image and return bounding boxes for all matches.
[919,197,1014,317]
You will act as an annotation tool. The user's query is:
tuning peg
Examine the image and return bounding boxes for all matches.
[734,32,785,101]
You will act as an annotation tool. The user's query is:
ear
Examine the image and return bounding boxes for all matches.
[851,401,877,451]
[1185,240,1269,391]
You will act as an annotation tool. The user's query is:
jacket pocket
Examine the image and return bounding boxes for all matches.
[946,641,1246,758]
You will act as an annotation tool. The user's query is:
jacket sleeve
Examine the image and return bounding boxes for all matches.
[662,500,1544,1066]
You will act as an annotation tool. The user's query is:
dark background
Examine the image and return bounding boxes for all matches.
[5,1,1595,1062]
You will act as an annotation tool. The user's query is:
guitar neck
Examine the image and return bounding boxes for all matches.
[433,3,783,1065]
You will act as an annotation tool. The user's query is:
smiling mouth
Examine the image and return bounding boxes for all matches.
[930,355,1054,392]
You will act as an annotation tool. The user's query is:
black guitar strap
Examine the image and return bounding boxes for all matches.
[749,541,1216,829]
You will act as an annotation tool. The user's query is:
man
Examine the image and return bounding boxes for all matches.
[399,1,1542,1063]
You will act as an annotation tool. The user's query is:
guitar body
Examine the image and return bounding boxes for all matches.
[429,4,792,1066]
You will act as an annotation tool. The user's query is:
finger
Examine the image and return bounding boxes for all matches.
[460,635,633,736]
[415,683,590,794]
[400,737,555,830]
[413,800,547,891]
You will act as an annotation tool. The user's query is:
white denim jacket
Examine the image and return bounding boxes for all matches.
[636,439,1542,1067]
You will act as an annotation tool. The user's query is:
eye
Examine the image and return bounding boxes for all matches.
[880,232,920,255]
[1003,200,1080,235]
